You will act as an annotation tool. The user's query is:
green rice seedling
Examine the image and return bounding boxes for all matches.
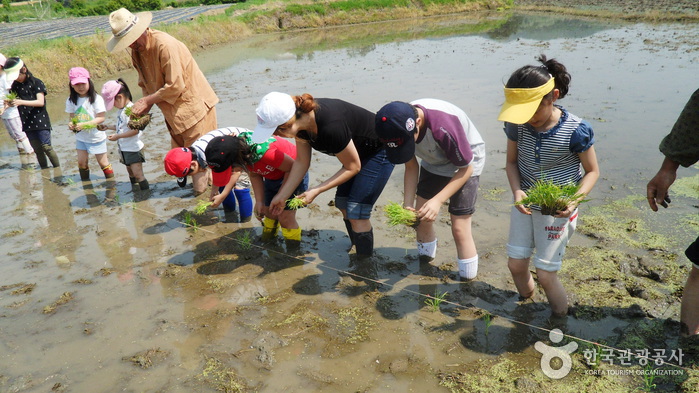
[515,179,588,215]
[286,196,306,210]
[184,211,199,233]
[70,116,96,130]
[481,312,493,336]
[424,290,448,312]
[641,363,657,391]
[194,200,212,215]
[4,91,18,101]
[384,201,418,227]
[236,230,253,250]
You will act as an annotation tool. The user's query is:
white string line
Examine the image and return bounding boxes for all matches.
[5,160,693,372]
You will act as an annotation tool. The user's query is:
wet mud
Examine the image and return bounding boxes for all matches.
[1,10,698,393]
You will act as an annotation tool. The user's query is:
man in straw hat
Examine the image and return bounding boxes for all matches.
[106,8,219,195]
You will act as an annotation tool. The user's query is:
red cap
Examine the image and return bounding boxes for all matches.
[211,166,232,187]
[163,147,192,177]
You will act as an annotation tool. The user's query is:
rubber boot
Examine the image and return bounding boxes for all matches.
[130,177,137,184]
[234,188,253,221]
[102,164,114,179]
[281,226,302,252]
[343,219,356,251]
[458,255,478,280]
[261,217,279,241]
[138,179,150,190]
[79,167,90,181]
[19,138,34,155]
[417,239,437,263]
[42,143,60,168]
[354,228,374,258]
[105,179,117,203]
[29,139,47,168]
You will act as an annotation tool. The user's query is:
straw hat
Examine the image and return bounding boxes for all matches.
[106,8,152,53]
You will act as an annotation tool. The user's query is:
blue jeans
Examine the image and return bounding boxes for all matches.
[264,172,310,209]
[335,149,394,220]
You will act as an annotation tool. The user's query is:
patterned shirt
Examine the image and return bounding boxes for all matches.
[504,106,595,191]
[11,75,52,132]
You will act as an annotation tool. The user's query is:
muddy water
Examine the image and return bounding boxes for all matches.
[1,12,698,392]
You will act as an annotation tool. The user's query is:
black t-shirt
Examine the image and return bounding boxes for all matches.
[12,75,52,132]
[297,98,383,159]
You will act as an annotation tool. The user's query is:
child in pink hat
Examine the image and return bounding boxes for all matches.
[100,78,148,191]
[65,66,112,182]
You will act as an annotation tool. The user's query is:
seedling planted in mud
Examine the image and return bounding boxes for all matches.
[184,211,199,232]
[286,196,306,210]
[481,312,493,336]
[424,291,448,312]
[236,230,253,250]
[194,200,212,215]
[384,201,418,227]
[641,363,657,391]
[515,179,588,216]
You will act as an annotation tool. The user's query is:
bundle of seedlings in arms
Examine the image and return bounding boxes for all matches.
[125,106,151,130]
[515,179,588,216]
[4,91,17,101]
[286,195,306,210]
[194,200,212,215]
[70,116,96,131]
[384,201,418,227]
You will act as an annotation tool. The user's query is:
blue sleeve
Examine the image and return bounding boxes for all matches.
[569,120,595,153]
[504,122,518,141]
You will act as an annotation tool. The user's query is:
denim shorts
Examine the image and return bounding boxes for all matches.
[76,139,108,155]
[335,149,394,220]
[416,167,479,216]
[506,206,578,272]
[25,129,53,145]
[264,172,309,210]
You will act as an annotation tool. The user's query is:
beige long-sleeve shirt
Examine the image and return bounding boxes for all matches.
[131,28,219,135]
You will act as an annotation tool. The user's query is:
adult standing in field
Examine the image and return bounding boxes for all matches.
[106,8,219,195]
[646,88,699,346]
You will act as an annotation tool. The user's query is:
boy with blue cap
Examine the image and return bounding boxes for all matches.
[375,99,485,280]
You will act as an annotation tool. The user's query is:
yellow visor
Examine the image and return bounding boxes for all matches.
[497,78,555,124]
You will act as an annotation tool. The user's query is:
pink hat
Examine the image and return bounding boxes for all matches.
[68,67,90,85]
[101,80,121,111]
[0,53,6,68]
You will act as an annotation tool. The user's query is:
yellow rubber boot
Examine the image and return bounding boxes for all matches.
[261,217,279,241]
[281,227,301,241]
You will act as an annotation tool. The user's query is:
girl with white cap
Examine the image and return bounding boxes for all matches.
[0,53,35,167]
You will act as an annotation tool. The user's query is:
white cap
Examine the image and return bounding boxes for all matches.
[252,92,295,143]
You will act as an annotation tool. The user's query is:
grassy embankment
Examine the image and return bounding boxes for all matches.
[1,0,511,92]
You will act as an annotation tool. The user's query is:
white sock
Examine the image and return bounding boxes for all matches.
[417,239,437,258]
[458,255,478,280]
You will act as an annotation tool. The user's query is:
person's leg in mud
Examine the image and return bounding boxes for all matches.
[277,174,308,251]
[76,148,90,180]
[3,116,35,166]
[534,268,568,317]
[681,238,699,337]
[415,196,438,263]
[37,129,59,168]
[448,175,480,280]
[506,206,536,299]
[28,136,48,168]
[336,150,394,258]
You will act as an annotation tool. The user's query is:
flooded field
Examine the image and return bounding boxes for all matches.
[1,12,698,392]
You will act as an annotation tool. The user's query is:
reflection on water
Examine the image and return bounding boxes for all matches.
[1,12,698,392]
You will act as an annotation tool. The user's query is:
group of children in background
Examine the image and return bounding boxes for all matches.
[1,52,600,317]
[0,56,148,191]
